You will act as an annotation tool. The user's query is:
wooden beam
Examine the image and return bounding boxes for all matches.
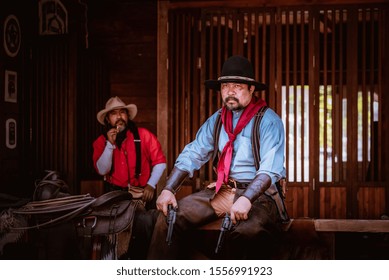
[168,0,389,9]
[157,0,169,194]
[314,219,389,232]
[198,218,389,233]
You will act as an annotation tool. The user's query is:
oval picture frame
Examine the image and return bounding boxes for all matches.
[3,14,21,57]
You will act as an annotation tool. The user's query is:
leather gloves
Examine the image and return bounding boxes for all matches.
[143,184,155,202]
[164,167,188,194]
[242,173,271,203]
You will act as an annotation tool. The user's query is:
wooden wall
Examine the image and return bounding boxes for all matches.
[157,0,389,219]
[0,0,158,195]
[87,0,158,134]
[0,0,35,196]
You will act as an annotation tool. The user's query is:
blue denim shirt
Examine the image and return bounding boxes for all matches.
[175,106,286,184]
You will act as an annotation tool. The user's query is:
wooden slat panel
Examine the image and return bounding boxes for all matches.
[166,4,387,219]
[33,37,71,183]
[319,186,347,218]
[284,184,309,218]
[77,50,109,180]
[358,186,386,219]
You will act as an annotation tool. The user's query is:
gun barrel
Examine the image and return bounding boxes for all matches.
[215,213,232,254]
[166,204,176,246]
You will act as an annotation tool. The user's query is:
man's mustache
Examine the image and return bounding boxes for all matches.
[224,96,239,103]
[115,119,126,126]
[111,120,126,132]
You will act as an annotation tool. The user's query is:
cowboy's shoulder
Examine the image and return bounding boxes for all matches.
[135,127,161,142]
[260,107,283,127]
[93,134,107,147]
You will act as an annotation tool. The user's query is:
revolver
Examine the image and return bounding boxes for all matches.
[166,204,177,246]
[215,212,233,254]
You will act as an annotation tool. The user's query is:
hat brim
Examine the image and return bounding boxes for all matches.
[204,79,267,92]
[97,104,137,125]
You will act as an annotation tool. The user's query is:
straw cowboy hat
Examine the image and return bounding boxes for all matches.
[204,55,267,91]
[97,96,137,125]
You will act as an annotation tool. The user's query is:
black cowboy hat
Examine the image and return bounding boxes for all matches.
[204,55,267,91]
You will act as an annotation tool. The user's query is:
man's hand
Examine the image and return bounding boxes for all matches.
[106,127,118,144]
[143,184,155,202]
[156,189,177,216]
[230,196,252,224]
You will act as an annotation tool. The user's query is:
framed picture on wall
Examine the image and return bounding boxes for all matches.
[4,70,17,103]
[39,0,68,35]
[3,14,21,57]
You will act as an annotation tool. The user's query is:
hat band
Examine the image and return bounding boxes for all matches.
[218,76,255,82]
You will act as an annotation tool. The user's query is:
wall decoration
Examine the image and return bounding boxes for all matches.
[4,70,17,103]
[3,14,21,57]
[39,0,68,35]
[5,118,17,149]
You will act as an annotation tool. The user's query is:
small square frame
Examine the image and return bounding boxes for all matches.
[4,70,17,103]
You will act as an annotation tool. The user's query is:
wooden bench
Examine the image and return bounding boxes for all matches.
[191,218,389,259]
[198,218,389,232]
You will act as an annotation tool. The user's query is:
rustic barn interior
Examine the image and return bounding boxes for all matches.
[1,0,389,259]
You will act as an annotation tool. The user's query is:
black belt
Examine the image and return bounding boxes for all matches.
[226,179,248,189]
[103,181,128,192]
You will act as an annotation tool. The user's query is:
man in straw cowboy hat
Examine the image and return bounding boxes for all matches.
[93,96,166,259]
[147,55,287,259]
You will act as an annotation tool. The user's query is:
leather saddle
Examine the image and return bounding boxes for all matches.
[75,190,136,236]
[12,190,136,236]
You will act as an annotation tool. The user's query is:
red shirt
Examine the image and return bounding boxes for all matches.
[93,128,166,187]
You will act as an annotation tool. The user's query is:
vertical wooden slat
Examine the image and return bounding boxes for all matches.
[224,14,229,61]
[216,14,222,109]
[330,9,336,183]
[274,8,286,176]
[172,14,179,160]
[368,9,381,181]
[300,9,306,182]
[180,15,186,150]
[346,8,359,218]
[185,14,191,145]
[208,13,214,118]
[309,9,320,217]
[261,12,267,101]
[167,12,173,170]
[200,11,209,182]
[339,9,345,182]
[362,9,368,181]
[293,10,299,182]
[377,8,383,181]
[368,10,376,181]
[254,12,259,96]
[323,9,328,182]
[246,13,252,58]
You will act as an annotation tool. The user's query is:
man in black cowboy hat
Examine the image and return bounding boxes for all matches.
[147,55,287,259]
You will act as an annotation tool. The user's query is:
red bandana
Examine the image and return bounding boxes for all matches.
[215,98,267,193]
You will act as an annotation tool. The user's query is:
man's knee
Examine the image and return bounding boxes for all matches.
[133,209,159,236]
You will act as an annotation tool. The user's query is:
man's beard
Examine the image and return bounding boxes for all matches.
[115,128,127,149]
[223,97,244,111]
[108,122,127,149]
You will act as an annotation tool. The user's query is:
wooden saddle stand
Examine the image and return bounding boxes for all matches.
[12,190,139,259]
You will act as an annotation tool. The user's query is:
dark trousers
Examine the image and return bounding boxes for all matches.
[103,182,158,259]
[147,187,281,259]
[125,206,159,259]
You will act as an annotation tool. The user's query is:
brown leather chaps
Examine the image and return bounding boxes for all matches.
[147,186,281,259]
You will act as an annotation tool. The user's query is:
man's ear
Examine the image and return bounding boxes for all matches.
[104,116,110,127]
[249,85,255,94]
